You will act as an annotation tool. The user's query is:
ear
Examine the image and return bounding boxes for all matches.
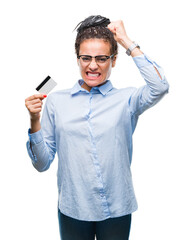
[112,55,117,68]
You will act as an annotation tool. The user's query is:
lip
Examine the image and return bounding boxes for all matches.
[86,71,101,80]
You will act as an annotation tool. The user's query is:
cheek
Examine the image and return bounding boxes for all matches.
[104,64,112,77]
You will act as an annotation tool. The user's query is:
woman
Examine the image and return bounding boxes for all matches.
[25,15,169,240]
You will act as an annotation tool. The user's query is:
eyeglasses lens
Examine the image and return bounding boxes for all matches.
[80,56,108,64]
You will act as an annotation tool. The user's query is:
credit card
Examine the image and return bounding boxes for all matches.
[36,76,57,94]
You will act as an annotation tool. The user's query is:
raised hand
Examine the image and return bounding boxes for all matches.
[25,94,47,133]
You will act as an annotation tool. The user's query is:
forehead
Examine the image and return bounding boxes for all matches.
[79,38,111,55]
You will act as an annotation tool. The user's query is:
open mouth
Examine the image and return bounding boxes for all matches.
[86,72,101,79]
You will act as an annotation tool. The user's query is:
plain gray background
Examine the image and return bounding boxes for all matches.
[0,0,194,239]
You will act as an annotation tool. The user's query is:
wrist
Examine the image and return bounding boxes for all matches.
[30,113,40,122]
[125,41,143,57]
[118,36,133,50]
[30,117,41,133]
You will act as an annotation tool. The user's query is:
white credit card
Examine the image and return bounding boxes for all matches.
[36,76,57,94]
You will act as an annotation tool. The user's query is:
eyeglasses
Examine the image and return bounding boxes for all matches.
[77,54,115,64]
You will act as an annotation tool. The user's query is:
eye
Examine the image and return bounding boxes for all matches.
[96,56,108,63]
[81,56,91,62]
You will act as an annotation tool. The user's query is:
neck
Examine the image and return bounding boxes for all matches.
[81,82,92,92]
[81,80,107,92]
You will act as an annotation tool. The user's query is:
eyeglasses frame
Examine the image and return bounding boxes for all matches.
[77,54,115,64]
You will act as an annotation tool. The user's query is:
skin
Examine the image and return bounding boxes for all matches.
[77,39,117,92]
[25,20,161,133]
[107,20,162,79]
[25,94,46,133]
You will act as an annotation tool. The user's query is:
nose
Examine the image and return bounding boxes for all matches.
[89,58,98,70]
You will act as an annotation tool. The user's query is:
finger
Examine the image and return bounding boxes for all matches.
[107,23,115,31]
[25,94,47,102]
[107,22,114,28]
[25,98,43,109]
[28,98,43,105]
[108,27,116,35]
[32,102,42,109]
[28,104,42,113]
[30,108,42,114]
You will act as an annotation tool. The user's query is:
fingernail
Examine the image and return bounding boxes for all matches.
[43,95,47,98]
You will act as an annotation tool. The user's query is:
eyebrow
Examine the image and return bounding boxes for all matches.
[79,55,109,57]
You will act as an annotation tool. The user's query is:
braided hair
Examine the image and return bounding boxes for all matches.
[74,15,118,57]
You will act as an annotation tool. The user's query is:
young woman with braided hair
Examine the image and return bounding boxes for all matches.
[25,15,169,240]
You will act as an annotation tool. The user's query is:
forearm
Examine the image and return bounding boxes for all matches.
[30,118,41,133]
[27,129,55,172]
[119,36,162,79]
[108,20,169,115]
[26,94,56,172]
[118,36,143,57]
[29,141,52,172]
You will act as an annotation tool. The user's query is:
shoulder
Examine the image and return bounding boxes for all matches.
[48,88,72,99]
[111,86,138,97]
[50,88,72,96]
[44,88,72,107]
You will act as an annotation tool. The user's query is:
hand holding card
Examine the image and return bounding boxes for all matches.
[25,75,57,133]
[25,94,46,120]
[36,76,57,94]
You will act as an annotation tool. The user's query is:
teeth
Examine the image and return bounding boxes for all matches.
[88,73,99,77]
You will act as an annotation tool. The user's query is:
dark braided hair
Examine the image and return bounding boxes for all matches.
[74,15,118,57]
